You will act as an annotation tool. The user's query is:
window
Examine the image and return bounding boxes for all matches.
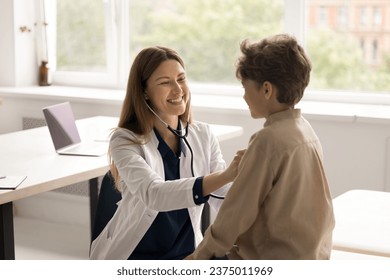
[56,0,107,73]
[359,6,368,26]
[128,0,283,86]
[318,6,328,26]
[49,0,118,87]
[373,7,382,27]
[337,6,348,29]
[50,0,390,100]
[52,0,283,88]
[306,0,390,94]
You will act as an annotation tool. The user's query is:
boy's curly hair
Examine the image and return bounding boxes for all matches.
[236,34,312,106]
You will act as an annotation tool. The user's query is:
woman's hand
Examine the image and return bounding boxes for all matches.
[224,149,246,182]
[202,149,246,196]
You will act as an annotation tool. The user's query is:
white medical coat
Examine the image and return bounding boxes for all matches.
[90,121,230,259]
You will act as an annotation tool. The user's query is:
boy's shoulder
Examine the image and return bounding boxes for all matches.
[248,116,313,149]
[248,126,277,148]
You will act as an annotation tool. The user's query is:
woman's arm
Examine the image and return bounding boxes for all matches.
[111,128,244,210]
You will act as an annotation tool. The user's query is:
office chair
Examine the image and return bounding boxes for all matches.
[91,171,122,243]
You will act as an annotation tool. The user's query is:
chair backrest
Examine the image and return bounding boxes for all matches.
[91,172,122,242]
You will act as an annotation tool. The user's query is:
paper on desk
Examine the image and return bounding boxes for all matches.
[0,175,27,189]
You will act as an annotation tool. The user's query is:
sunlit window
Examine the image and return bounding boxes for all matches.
[56,0,107,72]
[306,0,390,93]
[54,0,284,88]
[318,6,328,26]
[53,0,390,97]
[373,6,382,27]
[337,6,348,29]
[128,0,283,85]
[359,6,368,26]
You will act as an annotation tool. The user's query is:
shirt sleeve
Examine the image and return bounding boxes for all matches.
[192,176,209,205]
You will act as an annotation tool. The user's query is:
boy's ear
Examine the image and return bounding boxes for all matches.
[263,81,273,100]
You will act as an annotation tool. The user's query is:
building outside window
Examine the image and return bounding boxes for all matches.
[306,0,390,93]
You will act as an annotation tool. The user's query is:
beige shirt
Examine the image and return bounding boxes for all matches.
[192,109,335,260]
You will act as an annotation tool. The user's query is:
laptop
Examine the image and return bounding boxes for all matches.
[42,102,109,156]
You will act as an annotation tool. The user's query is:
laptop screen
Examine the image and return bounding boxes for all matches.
[42,102,81,150]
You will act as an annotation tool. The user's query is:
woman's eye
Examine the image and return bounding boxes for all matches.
[159,81,170,85]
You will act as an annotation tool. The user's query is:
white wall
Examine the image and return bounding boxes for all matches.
[310,119,390,196]
[13,0,38,86]
[0,0,37,86]
[0,0,16,86]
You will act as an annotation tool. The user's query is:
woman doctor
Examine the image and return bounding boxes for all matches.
[89,46,244,260]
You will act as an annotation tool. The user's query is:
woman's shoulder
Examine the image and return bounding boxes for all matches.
[190,120,210,129]
[189,120,212,135]
[110,127,147,145]
[111,127,137,139]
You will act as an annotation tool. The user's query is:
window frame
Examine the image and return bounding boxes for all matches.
[49,0,302,89]
[49,0,124,88]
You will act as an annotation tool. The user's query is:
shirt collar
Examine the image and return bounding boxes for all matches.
[154,121,187,157]
[264,108,302,127]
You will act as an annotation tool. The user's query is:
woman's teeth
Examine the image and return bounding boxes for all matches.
[168,97,183,103]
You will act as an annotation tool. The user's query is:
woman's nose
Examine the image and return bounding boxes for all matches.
[172,81,182,93]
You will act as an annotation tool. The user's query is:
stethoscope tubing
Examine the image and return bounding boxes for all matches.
[146,101,224,200]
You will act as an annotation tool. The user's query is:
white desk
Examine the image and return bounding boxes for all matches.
[0,117,243,259]
[332,189,390,257]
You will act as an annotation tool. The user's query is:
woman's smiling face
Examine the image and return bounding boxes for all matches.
[145,59,189,123]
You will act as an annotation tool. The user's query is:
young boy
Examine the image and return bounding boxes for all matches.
[188,34,335,260]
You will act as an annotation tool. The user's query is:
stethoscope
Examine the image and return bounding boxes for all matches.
[145,100,224,200]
